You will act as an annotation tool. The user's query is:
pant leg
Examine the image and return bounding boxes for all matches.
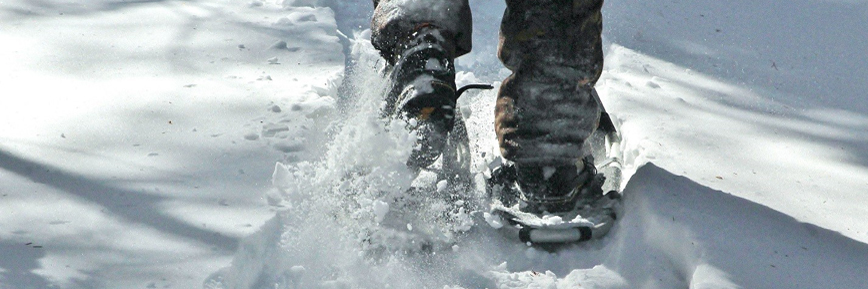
[371,0,473,64]
[495,0,605,167]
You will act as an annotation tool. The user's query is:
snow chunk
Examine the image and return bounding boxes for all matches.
[372,200,389,223]
[539,215,564,226]
[412,75,436,94]
[569,214,593,225]
[483,212,504,229]
[425,58,444,71]
[436,180,448,192]
[272,162,292,192]
[289,265,306,274]
[452,208,474,232]
[542,166,556,180]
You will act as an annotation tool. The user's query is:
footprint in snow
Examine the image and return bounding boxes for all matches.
[270,40,287,50]
[270,41,301,52]
[295,14,316,22]
[243,132,260,141]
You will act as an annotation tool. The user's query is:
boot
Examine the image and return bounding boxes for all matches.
[383,24,460,168]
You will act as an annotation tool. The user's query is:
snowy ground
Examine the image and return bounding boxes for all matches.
[1,0,867,289]
[0,1,342,288]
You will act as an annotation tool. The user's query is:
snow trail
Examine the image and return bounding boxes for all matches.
[211,0,868,288]
[206,20,626,288]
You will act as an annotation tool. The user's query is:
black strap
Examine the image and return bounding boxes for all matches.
[578,227,593,242]
[455,84,494,100]
[598,111,617,134]
[518,227,533,244]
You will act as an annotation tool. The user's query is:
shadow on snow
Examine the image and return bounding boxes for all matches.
[607,163,868,288]
[0,149,239,252]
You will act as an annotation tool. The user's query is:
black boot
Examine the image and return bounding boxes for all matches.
[383,25,459,169]
[488,156,605,214]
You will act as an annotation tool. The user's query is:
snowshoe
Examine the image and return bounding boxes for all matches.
[485,114,623,245]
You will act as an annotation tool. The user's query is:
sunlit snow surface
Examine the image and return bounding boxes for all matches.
[1,0,867,288]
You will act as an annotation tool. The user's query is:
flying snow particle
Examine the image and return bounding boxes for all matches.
[542,166,556,180]
[483,212,504,229]
[436,180,448,192]
[373,200,389,223]
[290,265,305,274]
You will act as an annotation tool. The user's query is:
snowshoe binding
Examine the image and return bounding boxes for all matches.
[486,114,623,245]
[383,24,459,169]
[382,23,491,183]
[383,24,491,170]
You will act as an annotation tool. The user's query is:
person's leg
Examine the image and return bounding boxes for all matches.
[495,0,606,204]
[371,0,472,64]
[370,0,474,168]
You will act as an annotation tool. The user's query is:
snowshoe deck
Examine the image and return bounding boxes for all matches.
[490,191,620,244]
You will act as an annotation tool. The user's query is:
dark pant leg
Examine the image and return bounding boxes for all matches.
[495,0,605,167]
[371,0,473,64]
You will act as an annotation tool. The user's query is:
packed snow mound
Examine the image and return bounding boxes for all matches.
[610,164,868,289]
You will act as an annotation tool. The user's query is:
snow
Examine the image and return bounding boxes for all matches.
[542,166,557,180]
[1,0,867,288]
[0,0,342,288]
[372,200,390,223]
[483,212,504,229]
